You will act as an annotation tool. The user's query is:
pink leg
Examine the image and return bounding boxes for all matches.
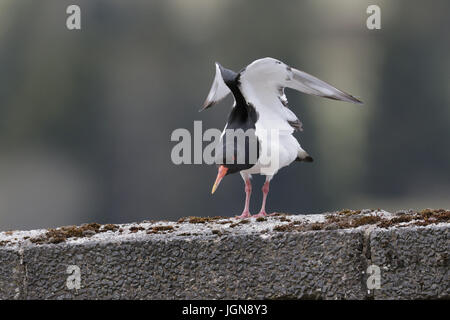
[254,180,270,217]
[236,179,252,219]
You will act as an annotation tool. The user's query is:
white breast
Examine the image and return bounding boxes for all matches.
[240,121,300,176]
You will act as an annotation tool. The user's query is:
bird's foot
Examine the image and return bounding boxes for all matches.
[252,211,268,218]
[236,211,251,219]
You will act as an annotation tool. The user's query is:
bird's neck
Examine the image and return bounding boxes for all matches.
[225,75,248,112]
[227,87,258,126]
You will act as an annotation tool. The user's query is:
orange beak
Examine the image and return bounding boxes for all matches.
[211,165,228,194]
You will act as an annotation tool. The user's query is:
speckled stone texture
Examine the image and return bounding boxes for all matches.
[370,225,449,299]
[19,231,366,299]
[0,215,448,300]
[0,248,23,299]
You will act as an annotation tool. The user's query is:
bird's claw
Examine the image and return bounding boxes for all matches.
[236,211,251,219]
[252,211,268,218]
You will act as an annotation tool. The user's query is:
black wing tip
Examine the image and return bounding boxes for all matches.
[351,96,364,104]
[323,94,363,104]
[343,92,363,104]
[336,94,364,104]
[199,100,213,112]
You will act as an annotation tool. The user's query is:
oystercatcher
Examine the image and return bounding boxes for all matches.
[201,58,362,218]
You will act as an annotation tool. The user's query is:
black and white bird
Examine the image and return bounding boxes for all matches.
[201,57,362,218]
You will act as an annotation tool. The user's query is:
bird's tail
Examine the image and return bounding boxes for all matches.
[296,149,313,162]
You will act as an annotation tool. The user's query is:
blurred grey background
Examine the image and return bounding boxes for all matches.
[1,0,449,231]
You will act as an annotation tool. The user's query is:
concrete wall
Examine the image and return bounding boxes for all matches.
[0,211,448,299]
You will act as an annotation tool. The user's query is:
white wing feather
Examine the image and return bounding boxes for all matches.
[201,63,231,110]
[239,57,361,132]
[240,57,362,104]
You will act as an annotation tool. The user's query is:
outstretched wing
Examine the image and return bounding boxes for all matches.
[238,57,362,131]
[240,57,362,104]
[200,63,231,111]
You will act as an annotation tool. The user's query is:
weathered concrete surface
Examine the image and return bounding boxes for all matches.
[0,210,448,300]
[20,231,367,299]
[0,248,24,299]
[370,225,449,299]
